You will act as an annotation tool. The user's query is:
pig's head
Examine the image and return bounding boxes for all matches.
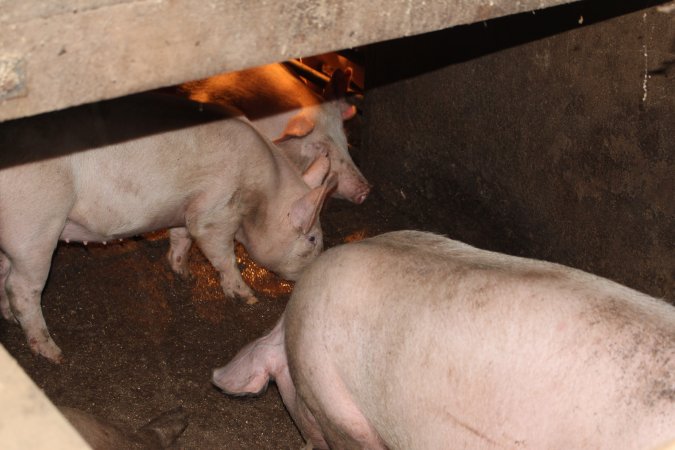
[236,151,336,281]
[274,69,371,205]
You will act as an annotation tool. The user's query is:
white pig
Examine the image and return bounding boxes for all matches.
[0,93,335,363]
[214,230,675,450]
[180,63,370,204]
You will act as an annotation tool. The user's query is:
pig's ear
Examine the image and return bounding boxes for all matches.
[291,172,338,234]
[212,350,272,396]
[323,68,352,99]
[323,69,357,120]
[212,323,285,396]
[301,149,331,189]
[274,113,315,143]
[340,102,357,120]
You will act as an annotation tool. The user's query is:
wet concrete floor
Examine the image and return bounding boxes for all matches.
[0,191,422,449]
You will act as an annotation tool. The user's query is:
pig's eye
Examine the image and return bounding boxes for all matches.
[308,235,316,244]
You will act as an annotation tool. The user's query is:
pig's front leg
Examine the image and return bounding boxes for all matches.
[186,211,256,304]
[197,234,256,304]
[167,227,193,279]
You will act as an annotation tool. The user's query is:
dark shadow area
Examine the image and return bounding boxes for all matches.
[649,37,675,76]
[0,93,231,169]
[362,0,674,299]
[366,0,671,89]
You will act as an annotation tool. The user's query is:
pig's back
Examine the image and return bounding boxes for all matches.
[180,63,322,141]
[0,94,277,239]
[181,63,319,118]
[286,230,675,450]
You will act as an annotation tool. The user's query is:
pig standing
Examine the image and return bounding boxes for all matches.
[214,230,675,450]
[0,93,335,363]
[179,62,370,204]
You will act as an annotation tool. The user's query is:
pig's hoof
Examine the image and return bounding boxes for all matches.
[300,441,315,450]
[232,288,256,304]
[1,305,18,324]
[167,256,192,280]
[221,280,256,304]
[169,263,191,279]
[176,270,195,282]
[29,338,64,364]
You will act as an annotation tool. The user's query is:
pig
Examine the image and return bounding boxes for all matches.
[59,406,188,450]
[300,53,365,90]
[0,93,336,363]
[179,62,370,204]
[213,230,675,450]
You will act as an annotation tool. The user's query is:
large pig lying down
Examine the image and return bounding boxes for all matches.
[180,62,371,204]
[214,230,675,450]
[0,93,335,363]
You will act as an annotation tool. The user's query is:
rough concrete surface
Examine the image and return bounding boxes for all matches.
[0,0,576,122]
[363,0,674,300]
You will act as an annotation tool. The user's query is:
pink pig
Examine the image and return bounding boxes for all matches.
[180,62,370,204]
[214,230,675,450]
[0,93,335,363]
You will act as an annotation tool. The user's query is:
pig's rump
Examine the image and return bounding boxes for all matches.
[284,231,675,450]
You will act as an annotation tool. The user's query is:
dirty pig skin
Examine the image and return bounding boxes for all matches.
[179,62,371,204]
[214,230,675,450]
[0,93,336,363]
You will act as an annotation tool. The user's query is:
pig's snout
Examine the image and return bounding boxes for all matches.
[340,181,370,204]
[332,167,371,204]
[353,185,370,204]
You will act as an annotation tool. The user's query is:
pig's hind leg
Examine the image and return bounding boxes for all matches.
[4,244,63,362]
[1,221,65,362]
[167,227,193,279]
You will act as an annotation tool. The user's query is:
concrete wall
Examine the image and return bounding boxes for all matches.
[363,0,674,300]
[0,345,90,449]
[0,0,575,122]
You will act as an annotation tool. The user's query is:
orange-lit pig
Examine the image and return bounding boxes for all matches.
[0,93,335,363]
[214,230,675,450]
[180,63,370,204]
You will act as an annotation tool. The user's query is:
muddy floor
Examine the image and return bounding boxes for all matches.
[0,189,434,449]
